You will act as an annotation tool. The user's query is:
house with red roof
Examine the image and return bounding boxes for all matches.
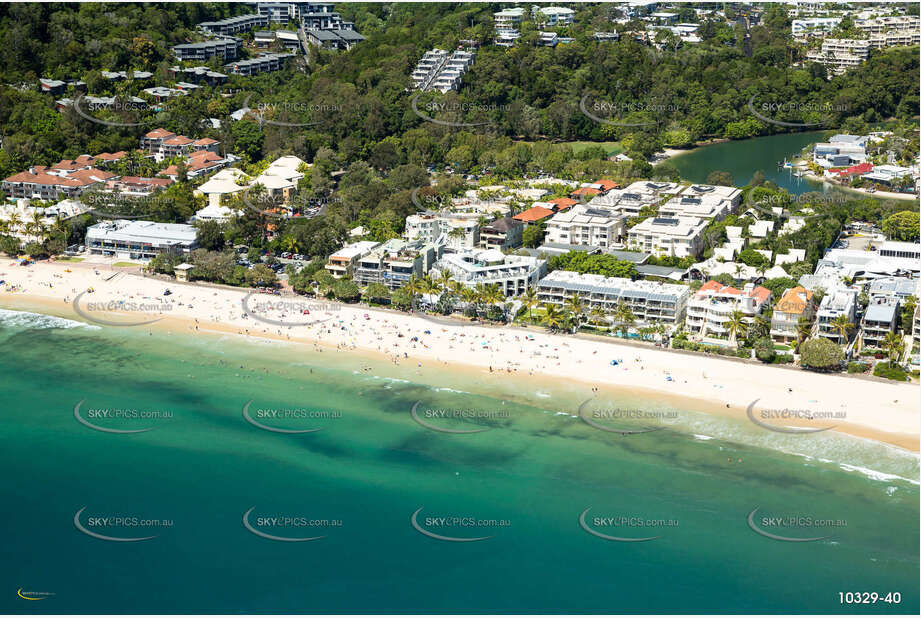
[50,155,98,171]
[2,165,115,200]
[826,162,873,180]
[104,176,174,197]
[685,280,772,340]
[512,205,555,225]
[94,151,127,167]
[140,128,221,161]
[160,150,230,180]
[595,179,619,191]
[159,135,196,158]
[570,186,600,199]
[140,128,177,154]
[547,197,577,211]
[569,179,619,200]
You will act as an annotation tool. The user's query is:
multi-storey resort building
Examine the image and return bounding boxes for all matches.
[433,249,545,297]
[685,281,772,339]
[537,270,690,325]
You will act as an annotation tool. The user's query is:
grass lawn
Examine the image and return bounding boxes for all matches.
[564,141,624,157]
[520,140,623,157]
[55,257,84,262]
[113,262,142,268]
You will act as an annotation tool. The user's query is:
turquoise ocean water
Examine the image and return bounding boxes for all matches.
[0,307,917,614]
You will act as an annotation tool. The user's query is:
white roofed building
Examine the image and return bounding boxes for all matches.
[434,248,545,297]
[537,270,690,325]
[86,219,199,260]
[627,216,708,258]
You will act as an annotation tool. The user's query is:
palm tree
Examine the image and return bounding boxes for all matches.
[406,275,425,308]
[750,315,770,339]
[564,293,584,329]
[447,278,464,296]
[24,212,46,242]
[589,307,608,328]
[460,286,478,314]
[613,302,636,338]
[830,314,854,343]
[795,316,813,351]
[542,304,565,332]
[519,287,539,323]
[882,332,904,365]
[726,310,748,347]
[482,284,504,321]
[448,226,467,246]
[7,212,21,234]
[281,235,300,255]
[432,269,451,294]
[420,274,438,297]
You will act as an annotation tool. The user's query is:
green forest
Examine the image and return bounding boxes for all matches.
[0,2,918,262]
[1,2,918,174]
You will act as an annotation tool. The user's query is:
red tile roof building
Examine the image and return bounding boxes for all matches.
[547,197,577,211]
[160,150,229,179]
[513,205,555,224]
[141,128,221,158]
[2,165,116,200]
[828,162,873,178]
[104,176,174,196]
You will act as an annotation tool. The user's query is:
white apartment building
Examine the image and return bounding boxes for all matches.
[434,249,545,297]
[685,280,772,339]
[791,17,841,37]
[86,220,198,260]
[494,7,524,46]
[411,49,449,90]
[806,38,872,74]
[679,183,742,208]
[869,30,920,48]
[533,6,575,26]
[495,28,521,46]
[627,216,708,258]
[411,49,475,92]
[587,190,657,217]
[624,180,683,198]
[404,212,479,249]
[861,300,900,349]
[856,15,920,35]
[544,205,625,248]
[659,195,730,220]
[537,270,690,325]
[537,31,559,46]
[815,287,858,344]
[325,240,380,278]
[353,238,442,290]
[820,38,871,57]
[494,7,525,28]
[878,240,921,260]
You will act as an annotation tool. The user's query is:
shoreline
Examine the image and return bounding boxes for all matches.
[1,261,918,453]
[800,170,920,201]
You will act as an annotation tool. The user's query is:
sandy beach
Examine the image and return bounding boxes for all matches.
[2,259,918,451]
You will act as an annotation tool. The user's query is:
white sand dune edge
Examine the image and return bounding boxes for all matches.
[2,260,918,451]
